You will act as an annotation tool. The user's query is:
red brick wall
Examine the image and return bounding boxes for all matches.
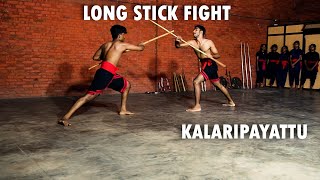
[0,0,309,98]
[293,0,320,22]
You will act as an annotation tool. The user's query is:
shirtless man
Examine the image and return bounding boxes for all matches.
[58,25,145,126]
[175,25,235,112]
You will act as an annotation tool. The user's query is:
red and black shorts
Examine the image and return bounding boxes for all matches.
[200,58,220,83]
[87,62,127,95]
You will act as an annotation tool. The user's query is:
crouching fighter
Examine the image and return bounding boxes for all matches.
[175,25,235,112]
[58,25,145,126]
[300,44,319,89]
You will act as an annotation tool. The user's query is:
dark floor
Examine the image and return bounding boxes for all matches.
[1,89,320,179]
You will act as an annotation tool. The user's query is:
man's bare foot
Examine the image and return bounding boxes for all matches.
[222,101,236,107]
[186,105,201,112]
[119,111,134,115]
[57,119,71,126]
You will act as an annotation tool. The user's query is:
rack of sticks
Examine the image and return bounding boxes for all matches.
[241,42,253,89]
[157,77,171,93]
[172,72,187,93]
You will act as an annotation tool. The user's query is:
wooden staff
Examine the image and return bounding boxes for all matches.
[88,30,174,70]
[199,67,204,92]
[173,72,181,92]
[247,43,253,89]
[173,73,177,92]
[88,62,102,70]
[311,62,319,71]
[181,69,187,92]
[243,43,249,89]
[141,30,174,45]
[173,73,178,92]
[292,59,301,67]
[176,73,181,92]
[149,19,226,68]
[241,42,245,89]
[180,74,186,92]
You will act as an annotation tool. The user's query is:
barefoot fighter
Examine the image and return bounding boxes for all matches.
[58,25,173,126]
[148,20,235,111]
[175,25,235,111]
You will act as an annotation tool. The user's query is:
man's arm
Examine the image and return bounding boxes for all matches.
[209,40,220,59]
[311,61,318,71]
[304,60,311,71]
[92,46,103,61]
[294,54,302,65]
[175,36,194,48]
[290,55,294,68]
[123,43,145,51]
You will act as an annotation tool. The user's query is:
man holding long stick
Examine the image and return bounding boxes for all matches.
[58,25,145,126]
[175,25,235,111]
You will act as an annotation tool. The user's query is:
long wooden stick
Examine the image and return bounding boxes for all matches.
[175,73,181,92]
[174,72,181,92]
[149,19,226,68]
[180,74,186,92]
[292,59,301,66]
[88,30,174,70]
[141,30,174,45]
[241,42,245,89]
[311,62,319,71]
[173,73,178,92]
[243,42,249,89]
[88,62,102,70]
[199,67,205,92]
[247,43,253,89]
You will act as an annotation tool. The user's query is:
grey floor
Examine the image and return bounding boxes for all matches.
[1,89,320,180]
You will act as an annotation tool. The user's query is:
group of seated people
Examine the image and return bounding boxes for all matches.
[256,41,320,90]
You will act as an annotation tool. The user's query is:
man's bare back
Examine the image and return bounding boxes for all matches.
[93,40,144,66]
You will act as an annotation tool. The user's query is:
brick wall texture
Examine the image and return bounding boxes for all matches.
[0,0,318,98]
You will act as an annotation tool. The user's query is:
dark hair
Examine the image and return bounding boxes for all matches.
[281,45,288,53]
[271,44,278,49]
[293,41,300,45]
[309,44,316,51]
[260,44,267,51]
[194,25,206,36]
[110,25,127,40]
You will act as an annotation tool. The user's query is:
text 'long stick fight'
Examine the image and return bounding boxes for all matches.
[149,19,226,68]
[88,30,174,70]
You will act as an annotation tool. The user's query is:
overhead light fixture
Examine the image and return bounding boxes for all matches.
[273,19,279,26]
